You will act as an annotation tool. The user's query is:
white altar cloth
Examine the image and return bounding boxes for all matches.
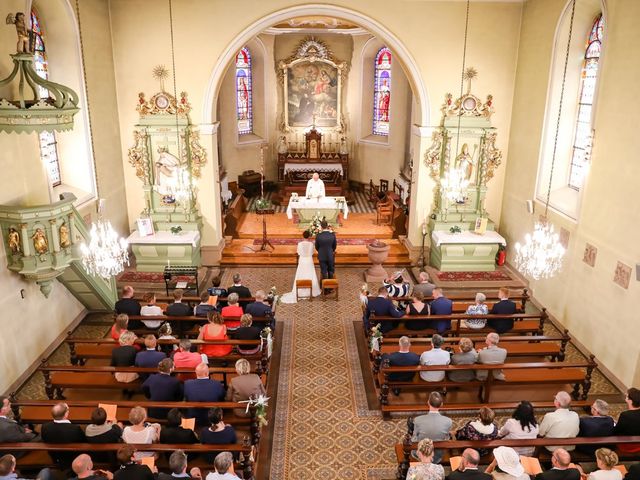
[432,230,506,247]
[283,162,343,176]
[286,196,349,220]
[127,230,201,247]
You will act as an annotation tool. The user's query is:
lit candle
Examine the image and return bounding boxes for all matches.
[422,222,427,235]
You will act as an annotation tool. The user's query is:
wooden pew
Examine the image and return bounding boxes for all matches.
[38,364,267,400]
[10,400,260,443]
[394,436,640,480]
[368,289,529,310]
[7,442,256,479]
[378,359,596,417]
[132,295,273,307]
[125,314,274,337]
[368,311,548,338]
[65,338,269,374]
[371,333,571,382]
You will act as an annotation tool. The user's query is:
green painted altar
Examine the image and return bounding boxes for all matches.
[424,70,505,271]
[126,80,206,272]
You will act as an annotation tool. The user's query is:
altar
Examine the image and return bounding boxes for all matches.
[127,230,201,272]
[286,196,349,226]
[430,230,505,272]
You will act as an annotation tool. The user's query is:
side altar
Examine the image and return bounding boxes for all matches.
[126,78,206,272]
[424,70,505,271]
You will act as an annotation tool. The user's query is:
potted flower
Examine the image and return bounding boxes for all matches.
[255,198,272,211]
[449,225,462,234]
[170,225,183,235]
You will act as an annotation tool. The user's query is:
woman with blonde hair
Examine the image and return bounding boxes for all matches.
[405,438,445,480]
[121,406,160,460]
[576,449,622,480]
[226,358,266,417]
[110,313,130,341]
[111,330,139,383]
[234,314,262,355]
[198,311,232,357]
[448,337,478,382]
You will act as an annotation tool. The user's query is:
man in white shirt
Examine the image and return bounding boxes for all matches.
[305,172,325,198]
[419,334,450,382]
[539,391,580,452]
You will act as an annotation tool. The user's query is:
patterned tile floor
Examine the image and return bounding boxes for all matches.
[15,266,625,480]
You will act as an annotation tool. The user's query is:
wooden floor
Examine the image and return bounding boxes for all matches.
[222,212,411,266]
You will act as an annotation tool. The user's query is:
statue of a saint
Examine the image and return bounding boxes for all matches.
[6,13,31,54]
[339,137,348,155]
[59,222,71,248]
[277,135,288,154]
[32,228,48,254]
[155,147,181,195]
[8,227,20,254]
[455,143,474,182]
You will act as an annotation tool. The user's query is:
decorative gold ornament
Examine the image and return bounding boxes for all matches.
[7,227,20,254]
[152,65,170,92]
[136,91,191,117]
[424,130,448,180]
[479,132,502,185]
[32,228,48,254]
[128,130,150,183]
[59,222,71,248]
[183,128,207,178]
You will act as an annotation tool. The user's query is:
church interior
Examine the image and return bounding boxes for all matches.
[0,0,638,479]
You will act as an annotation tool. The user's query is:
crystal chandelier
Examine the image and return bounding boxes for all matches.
[514,221,565,280]
[441,168,469,204]
[80,201,129,279]
[514,0,575,280]
[167,166,196,209]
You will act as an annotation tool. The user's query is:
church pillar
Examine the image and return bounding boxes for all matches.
[405,124,437,265]
[198,122,224,265]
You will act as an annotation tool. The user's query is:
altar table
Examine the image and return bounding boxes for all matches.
[127,230,201,272]
[430,230,506,272]
[286,196,349,225]
[283,162,344,176]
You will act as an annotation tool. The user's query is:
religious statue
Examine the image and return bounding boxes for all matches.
[339,137,348,155]
[155,147,181,195]
[7,227,20,254]
[59,222,71,248]
[455,143,475,182]
[5,13,31,54]
[32,228,48,254]
[277,135,288,154]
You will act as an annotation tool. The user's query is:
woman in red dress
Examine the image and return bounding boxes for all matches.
[198,311,232,358]
[221,292,243,331]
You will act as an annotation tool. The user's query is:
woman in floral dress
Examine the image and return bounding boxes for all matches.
[406,438,445,480]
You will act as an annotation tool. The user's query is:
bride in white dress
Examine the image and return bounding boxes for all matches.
[280,231,321,303]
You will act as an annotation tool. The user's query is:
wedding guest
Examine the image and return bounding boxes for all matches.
[405,438,445,480]
[221,293,243,330]
[534,449,580,480]
[173,339,202,369]
[113,445,155,480]
[488,287,517,333]
[111,331,139,383]
[447,449,492,480]
[405,291,431,331]
[184,363,226,426]
[71,453,113,480]
[41,403,86,468]
[166,289,191,316]
[419,334,450,382]
[539,391,580,452]
[0,396,37,444]
[382,336,420,382]
[245,290,272,319]
[365,286,404,333]
[227,273,251,299]
[233,314,262,355]
[206,452,241,480]
[110,314,130,341]
[464,292,489,329]
[226,359,266,417]
[0,454,52,480]
[208,276,228,304]
[157,322,177,356]
[499,401,539,456]
[122,407,160,461]
[577,399,615,455]
[140,292,163,329]
[160,409,198,444]
[194,292,216,317]
[135,335,166,369]
[200,408,237,463]
[85,407,123,463]
[485,446,530,480]
[575,449,622,480]
[142,359,183,419]
[430,288,453,333]
[456,407,499,455]
[613,387,640,455]
[476,333,507,381]
[412,271,436,299]
[157,450,202,480]
[115,286,141,316]
[448,338,478,382]
[412,392,452,464]
[383,271,410,299]
[199,311,232,358]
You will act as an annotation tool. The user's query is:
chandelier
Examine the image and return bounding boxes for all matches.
[167,166,197,209]
[514,221,565,280]
[441,168,469,204]
[513,0,576,280]
[80,202,129,279]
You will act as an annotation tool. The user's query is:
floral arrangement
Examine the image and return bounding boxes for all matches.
[267,285,280,306]
[306,214,329,237]
[240,394,270,428]
[255,197,272,211]
[170,225,183,235]
[449,225,462,234]
[369,323,382,352]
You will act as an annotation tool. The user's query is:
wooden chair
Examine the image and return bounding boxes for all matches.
[379,179,389,193]
[321,278,339,300]
[367,179,380,203]
[295,279,313,302]
[376,196,393,225]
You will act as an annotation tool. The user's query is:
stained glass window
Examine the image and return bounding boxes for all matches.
[235,47,253,135]
[568,14,604,191]
[31,8,61,187]
[373,47,392,136]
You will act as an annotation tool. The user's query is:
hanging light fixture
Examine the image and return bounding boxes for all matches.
[80,200,129,279]
[514,0,576,280]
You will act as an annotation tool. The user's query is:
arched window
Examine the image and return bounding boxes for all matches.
[235,47,253,135]
[373,47,392,136]
[568,13,604,191]
[31,8,61,187]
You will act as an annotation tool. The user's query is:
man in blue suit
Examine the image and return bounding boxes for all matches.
[184,363,226,426]
[245,290,274,329]
[135,335,167,379]
[487,287,517,333]
[142,358,183,419]
[430,288,453,334]
[366,286,404,333]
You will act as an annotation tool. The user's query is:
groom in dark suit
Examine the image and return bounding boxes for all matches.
[315,220,336,280]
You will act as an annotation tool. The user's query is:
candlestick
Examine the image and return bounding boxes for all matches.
[260,145,265,198]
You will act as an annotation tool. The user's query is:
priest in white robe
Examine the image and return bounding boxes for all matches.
[305,172,326,198]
